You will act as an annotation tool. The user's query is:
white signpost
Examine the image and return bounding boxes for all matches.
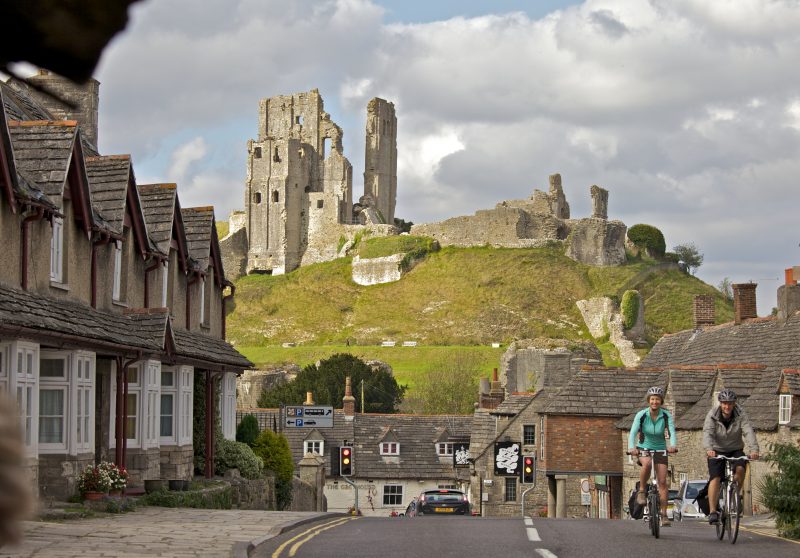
[285,405,334,428]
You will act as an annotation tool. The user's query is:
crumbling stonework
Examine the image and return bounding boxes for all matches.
[351,254,405,286]
[237,366,299,409]
[410,174,626,267]
[234,90,398,276]
[575,297,642,367]
[499,339,601,393]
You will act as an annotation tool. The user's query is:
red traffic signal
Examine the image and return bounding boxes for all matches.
[521,455,535,484]
[340,446,353,476]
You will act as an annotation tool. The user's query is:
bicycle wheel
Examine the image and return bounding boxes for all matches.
[728,482,741,544]
[716,483,726,540]
[649,491,660,539]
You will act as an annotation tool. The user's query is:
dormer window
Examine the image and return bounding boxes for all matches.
[380,442,399,456]
[437,442,453,456]
[50,217,64,282]
[779,394,792,425]
[304,440,324,456]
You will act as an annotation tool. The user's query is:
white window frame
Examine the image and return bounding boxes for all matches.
[112,240,123,301]
[779,394,792,425]
[12,342,39,455]
[74,353,94,453]
[178,366,193,446]
[220,372,237,440]
[161,261,169,307]
[38,352,69,453]
[160,367,177,444]
[304,440,324,456]
[50,216,64,283]
[437,442,453,456]
[383,484,403,506]
[110,361,156,449]
[0,342,9,394]
[144,360,160,449]
[199,277,206,325]
[380,442,399,456]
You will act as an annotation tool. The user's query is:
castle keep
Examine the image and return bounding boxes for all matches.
[229,90,397,277]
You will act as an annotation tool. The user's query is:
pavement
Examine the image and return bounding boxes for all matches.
[0,507,790,558]
[0,505,339,558]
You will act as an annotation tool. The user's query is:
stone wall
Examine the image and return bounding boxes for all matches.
[576,297,641,367]
[226,470,276,510]
[565,218,626,266]
[159,445,194,482]
[500,340,600,393]
[38,453,93,500]
[237,366,299,409]
[351,254,404,286]
[220,227,248,282]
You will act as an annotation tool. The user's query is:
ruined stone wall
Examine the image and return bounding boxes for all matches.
[351,254,405,286]
[565,218,626,266]
[363,98,397,224]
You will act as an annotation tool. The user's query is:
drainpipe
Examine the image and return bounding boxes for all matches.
[222,283,235,338]
[143,256,162,308]
[91,232,112,308]
[21,206,44,289]
[186,271,202,330]
[123,364,129,466]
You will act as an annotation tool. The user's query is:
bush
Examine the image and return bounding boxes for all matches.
[215,438,264,480]
[627,224,666,257]
[236,414,260,447]
[759,442,800,539]
[252,429,294,510]
[621,290,639,330]
[140,486,233,509]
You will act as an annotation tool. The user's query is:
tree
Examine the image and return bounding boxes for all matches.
[717,277,733,300]
[252,429,294,510]
[759,442,800,539]
[257,353,406,413]
[236,414,260,447]
[406,352,481,414]
[393,217,413,233]
[673,242,704,275]
[627,224,666,258]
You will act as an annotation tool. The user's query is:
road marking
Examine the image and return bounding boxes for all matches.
[524,518,533,526]
[526,527,541,541]
[271,517,354,558]
[536,550,558,558]
[740,526,800,545]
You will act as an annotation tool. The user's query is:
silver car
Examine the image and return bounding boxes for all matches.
[673,479,707,521]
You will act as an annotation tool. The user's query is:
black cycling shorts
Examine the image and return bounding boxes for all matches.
[708,449,746,479]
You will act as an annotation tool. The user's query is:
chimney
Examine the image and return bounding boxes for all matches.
[304,391,315,405]
[23,70,100,150]
[479,368,505,409]
[693,295,715,329]
[777,269,800,319]
[342,376,356,417]
[732,283,758,324]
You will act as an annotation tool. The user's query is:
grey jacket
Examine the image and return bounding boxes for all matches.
[702,405,759,453]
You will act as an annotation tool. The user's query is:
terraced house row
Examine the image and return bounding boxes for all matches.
[0,71,251,500]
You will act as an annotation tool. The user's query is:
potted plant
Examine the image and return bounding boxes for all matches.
[99,461,128,496]
[77,463,112,500]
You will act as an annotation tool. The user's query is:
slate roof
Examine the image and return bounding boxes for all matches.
[181,207,214,271]
[0,281,165,354]
[642,313,800,373]
[172,328,252,370]
[0,81,52,122]
[468,408,497,464]
[7,120,78,202]
[491,393,535,416]
[138,184,178,254]
[85,155,132,235]
[544,368,664,417]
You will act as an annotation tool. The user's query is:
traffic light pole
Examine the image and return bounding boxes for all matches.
[342,475,359,515]
[520,455,538,519]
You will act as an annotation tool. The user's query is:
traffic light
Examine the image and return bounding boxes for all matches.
[339,446,353,476]
[521,455,535,484]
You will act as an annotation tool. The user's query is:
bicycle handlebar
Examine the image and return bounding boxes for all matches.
[710,455,752,461]
[626,449,676,456]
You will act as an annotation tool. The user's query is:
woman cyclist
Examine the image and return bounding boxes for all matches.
[628,386,677,526]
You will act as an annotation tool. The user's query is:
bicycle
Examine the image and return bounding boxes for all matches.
[710,455,750,544]
[628,449,669,539]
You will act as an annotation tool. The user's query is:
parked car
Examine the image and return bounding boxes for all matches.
[416,489,471,515]
[673,479,708,521]
[666,488,680,519]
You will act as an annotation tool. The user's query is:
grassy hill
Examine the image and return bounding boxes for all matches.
[227,244,734,376]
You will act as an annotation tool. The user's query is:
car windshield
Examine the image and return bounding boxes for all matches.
[424,492,463,502]
[684,483,705,499]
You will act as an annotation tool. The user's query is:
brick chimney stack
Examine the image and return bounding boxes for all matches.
[479,368,506,409]
[342,376,356,417]
[732,283,758,324]
[777,268,800,320]
[693,295,715,329]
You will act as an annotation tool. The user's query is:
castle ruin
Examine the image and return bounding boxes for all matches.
[223,90,398,278]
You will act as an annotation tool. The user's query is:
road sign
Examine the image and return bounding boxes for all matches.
[284,405,334,428]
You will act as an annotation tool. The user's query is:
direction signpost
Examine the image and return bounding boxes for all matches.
[284,405,334,428]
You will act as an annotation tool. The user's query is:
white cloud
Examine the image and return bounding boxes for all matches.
[168,137,208,183]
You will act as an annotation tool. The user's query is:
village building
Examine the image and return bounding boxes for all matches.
[0,72,251,500]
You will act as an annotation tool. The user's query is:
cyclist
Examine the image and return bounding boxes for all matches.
[703,389,759,525]
[628,386,677,525]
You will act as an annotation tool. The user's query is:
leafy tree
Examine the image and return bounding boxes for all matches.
[717,277,733,300]
[252,429,294,510]
[759,442,800,539]
[627,224,666,258]
[236,414,260,447]
[406,352,481,414]
[673,242,704,275]
[257,353,406,413]
[393,217,413,233]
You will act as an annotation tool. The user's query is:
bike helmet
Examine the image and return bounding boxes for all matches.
[717,389,737,402]
[646,386,664,400]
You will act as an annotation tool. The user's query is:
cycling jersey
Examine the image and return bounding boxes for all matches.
[628,408,677,451]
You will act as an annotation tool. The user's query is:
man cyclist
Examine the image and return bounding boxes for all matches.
[628,386,677,525]
[703,389,759,525]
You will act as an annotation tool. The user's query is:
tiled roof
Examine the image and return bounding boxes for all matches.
[0,282,165,354]
[138,184,178,254]
[491,393,535,416]
[468,408,497,464]
[172,328,252,370]
[181,207,214,270]
[0,81,52,122]
[7,120,77,202]
[545,368,664,417]
[784,371,800,394]
[469,393,545,463]
[642,314,800,373]
[85,156,132,235]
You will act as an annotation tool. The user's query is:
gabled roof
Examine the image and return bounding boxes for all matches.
[0,88,17,211]
[469,393,541,463]
[181,207,214,271]
[491,393,537,416]
[138,183,189,269]
[642,313,800,373]
[85,155,133,235]
[0,80,52,122]
[171,328,252,370]
[544,368,664,417]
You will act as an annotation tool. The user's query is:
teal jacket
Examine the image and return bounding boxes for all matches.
[628,408,677,451]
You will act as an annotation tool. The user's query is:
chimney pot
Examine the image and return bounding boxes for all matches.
[304,391,314,405]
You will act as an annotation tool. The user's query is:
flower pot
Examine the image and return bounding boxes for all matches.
[144,479,167,493]
[169,480,189,491]
[83,491,106,501]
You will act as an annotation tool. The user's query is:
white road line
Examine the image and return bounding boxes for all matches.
[536,549,558,558]
[526,527,541,541]
[524,518,534,526]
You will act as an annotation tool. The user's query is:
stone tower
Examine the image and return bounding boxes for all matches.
[363,98,397,225]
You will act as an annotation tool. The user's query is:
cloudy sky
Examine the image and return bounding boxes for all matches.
[84,0,800,315]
